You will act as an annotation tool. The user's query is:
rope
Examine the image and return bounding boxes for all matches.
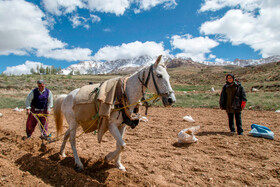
[30,112,51,137]
[113,94,159,111]
[48,94,159,144]
[75,116,99,139]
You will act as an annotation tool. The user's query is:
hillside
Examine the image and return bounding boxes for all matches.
[0,61,279,110]
[168,61,280,91]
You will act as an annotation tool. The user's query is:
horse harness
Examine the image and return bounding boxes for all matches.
[137,64,174,114]
[114,77,140,129]
[114,64,172,129]
[93,64,173,129]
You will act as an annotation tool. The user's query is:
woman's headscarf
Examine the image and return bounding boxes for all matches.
[226,73,235,84]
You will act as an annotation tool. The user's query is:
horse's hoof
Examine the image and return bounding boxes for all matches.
[118,166,126,172]
[104,156,109,163]
[116,163,126,171]
[60,152,66,158]
[118,167,126,171]
[74,164,84,172]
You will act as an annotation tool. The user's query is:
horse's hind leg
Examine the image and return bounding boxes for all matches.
[60,128,70,157]
[69,126,84,171]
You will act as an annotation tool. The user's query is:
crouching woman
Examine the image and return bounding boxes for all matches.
[219,74,247,135]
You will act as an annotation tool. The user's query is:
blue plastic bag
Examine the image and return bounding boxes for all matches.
[248,124,274,140]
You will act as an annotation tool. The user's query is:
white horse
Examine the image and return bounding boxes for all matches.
[53,55,176,172]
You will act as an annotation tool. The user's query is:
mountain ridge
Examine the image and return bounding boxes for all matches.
[60,55,280,75]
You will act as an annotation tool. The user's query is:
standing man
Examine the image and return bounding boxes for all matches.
[219,74,247,135]
[25,80,53,139]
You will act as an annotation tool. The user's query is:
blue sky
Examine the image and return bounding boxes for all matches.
[1,0,280,75]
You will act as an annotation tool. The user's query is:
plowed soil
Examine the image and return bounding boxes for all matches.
[0,107,279,186]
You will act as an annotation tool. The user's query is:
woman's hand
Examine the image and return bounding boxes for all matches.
[241,101,246,109]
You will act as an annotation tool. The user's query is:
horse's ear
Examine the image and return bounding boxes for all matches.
[154,55,162,68]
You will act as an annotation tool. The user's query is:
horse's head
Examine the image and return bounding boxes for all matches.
[147,55,176,107]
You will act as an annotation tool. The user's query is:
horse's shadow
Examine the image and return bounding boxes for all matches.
[196,131,235,136]
[172,142,193,148]
[15,151,115,186]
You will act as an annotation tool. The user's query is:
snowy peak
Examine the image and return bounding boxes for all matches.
[61,61,107,75]
[60,55,280,75]
[233,55,280,67]
[61,55,162,75]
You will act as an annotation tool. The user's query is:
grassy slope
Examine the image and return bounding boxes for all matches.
[0,62,279,110]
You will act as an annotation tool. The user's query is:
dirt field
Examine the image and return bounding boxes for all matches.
[0,107,279,186]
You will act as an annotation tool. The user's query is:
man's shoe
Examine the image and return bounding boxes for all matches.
[238,132,243,135]
[40,134,51,141]
[22,136,31,140]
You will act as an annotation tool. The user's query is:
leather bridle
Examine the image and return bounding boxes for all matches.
[138,64,174,97]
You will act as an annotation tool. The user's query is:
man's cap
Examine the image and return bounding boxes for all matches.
[37,80,44,84]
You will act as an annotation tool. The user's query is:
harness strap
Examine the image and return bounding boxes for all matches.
[151,65,162,96]
[137,65,152,88]
[144,66,152,87]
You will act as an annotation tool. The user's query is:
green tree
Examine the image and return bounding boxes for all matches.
[46,67,50,74]
[30,68,36,74]
[50,66,55,74]
[39,66,45,74]
[56,67,62,74]
[36,65,40,73]
[75,70,81,75]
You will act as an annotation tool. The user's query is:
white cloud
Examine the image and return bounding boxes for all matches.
[42,0,85,15]
[0,0,93,61]
[171,34,219,61]
[215,58,225,63]
[199,0,261,12]
[134,0,177,13]
[3,61,51,75]
[70,15,88,28]
[42,0,178,16]
[70,14,100,29]
[87,0,130,16]
[208,54,216,59]
[37,48,93,61]
[200,0,280,57]
[90,14,101,23]
[93,41,169,61]
[0,0,64,55]
[103,28,112,32]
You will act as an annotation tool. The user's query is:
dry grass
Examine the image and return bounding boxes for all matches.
[0,62,279,110]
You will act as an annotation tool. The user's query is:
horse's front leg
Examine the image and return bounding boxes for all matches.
[105,123,126,170]
[114,123,127,171]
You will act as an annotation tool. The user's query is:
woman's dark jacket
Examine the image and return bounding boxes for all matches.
[219,81,247,113]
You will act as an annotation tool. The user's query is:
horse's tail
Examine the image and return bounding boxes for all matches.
[54,94,67,136]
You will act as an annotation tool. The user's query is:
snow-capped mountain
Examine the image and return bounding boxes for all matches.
[202,55,280,67]
[61,55,169,75]
[233,55,280,67]
[61,60,108,75]
[60,55,280,75]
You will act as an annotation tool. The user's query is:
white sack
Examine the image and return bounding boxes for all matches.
[252,88,259,92]
[183,115,195,122]
[178,126,200,143]
[0,113,2,117]
[13,107,24,112]
[140,116,148,122]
